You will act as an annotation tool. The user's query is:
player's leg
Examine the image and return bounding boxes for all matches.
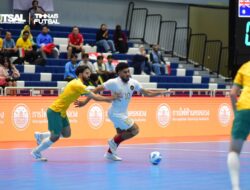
[31,109,63,161]
[108,123,139,154]
[61,116,71,138]
[227,110,250,190]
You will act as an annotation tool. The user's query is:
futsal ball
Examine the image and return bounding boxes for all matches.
[149,151,162,165]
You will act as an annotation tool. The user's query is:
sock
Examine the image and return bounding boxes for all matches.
[40,132,50,140]
[227,152,240,188]
[114,133,124,146]
[34,137,53,153]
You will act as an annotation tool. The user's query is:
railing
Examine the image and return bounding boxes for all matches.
[0,87,3,96]
[126,2,228,77]
[4,87,63,96]
[203,40,222,76]
[188,34,207,68]
[168,88,231,97]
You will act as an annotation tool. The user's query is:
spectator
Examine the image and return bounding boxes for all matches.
[28,0,46,28]
[132,46,152,75]
[79,53,98,86]
[3,31,18,58]
[67,26,84,59]
[96,24,116,53]
[0,57,20,93]
[16,31,38,64]
[93,55,108,84]
[113,25,128,53]
[20,25,35,45]
[79,53,96,73]
[64,54,79,82]
[0,28,3,56]
[150,44,166,75]
[105,55,116,79]
[36,25,59,59]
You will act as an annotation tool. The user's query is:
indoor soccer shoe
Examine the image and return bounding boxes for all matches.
[31,149,47,162]
[34,132,42,145]
[104,152,122,161]
[108,139,118,154]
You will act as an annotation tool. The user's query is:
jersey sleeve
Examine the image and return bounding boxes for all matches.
[75,82,90,95]
[234,67,243,88]
[134,80,143,92]
[103,79,115,91]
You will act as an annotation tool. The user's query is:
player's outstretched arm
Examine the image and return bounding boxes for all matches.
[88,92,121,103]
[141,88,169,97]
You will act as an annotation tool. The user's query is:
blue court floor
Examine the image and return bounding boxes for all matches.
[0,141,250,190]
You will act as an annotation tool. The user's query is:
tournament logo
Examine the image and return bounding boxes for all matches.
[87,104,104,129]
[218,103,231,126]
[130,85,135,91]
[156,104,171,128]
[12,104,30,131]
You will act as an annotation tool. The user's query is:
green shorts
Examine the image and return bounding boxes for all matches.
[232,110,250,140]
[47,108,70,136]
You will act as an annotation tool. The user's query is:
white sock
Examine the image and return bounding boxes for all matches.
[34,137,53,153]
[40,132,50,140]
[227,152,240,189]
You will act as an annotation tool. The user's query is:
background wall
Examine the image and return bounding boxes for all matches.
[189,6,228,46]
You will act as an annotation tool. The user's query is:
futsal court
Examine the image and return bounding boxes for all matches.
[1,137,249,190]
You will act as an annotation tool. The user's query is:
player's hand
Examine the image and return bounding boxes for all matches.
[74,100,86,108]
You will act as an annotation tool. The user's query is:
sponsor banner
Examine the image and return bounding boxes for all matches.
[0,97,233,141]
[0,14,26,24]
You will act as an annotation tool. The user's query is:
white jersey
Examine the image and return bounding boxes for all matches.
[103,77,142,116]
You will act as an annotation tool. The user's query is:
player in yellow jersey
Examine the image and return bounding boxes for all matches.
[228,61,250,190]
[31,65,120,161]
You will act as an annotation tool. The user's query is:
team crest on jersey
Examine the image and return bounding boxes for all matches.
[130,85,134,90]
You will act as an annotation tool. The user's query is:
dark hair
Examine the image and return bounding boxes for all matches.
[116,25,121,31]
[3,57,11,70]
[82,53,89,58]
[23,31,30,36]
[75,65,90,76]
[115,62,129,73]
[32,0,38,6]
[42,25,48,30]
[107,55,112,59]
[97,55,103,60]
[70,54,77,59]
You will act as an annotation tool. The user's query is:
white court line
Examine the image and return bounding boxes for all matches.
[0,140,229,151]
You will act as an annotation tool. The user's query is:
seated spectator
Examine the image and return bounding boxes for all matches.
[105,55,116,79]
[67,26,84,59]
[36,25,59,59]
[28,0,46,29]
[64,54,79,82]
[0,57,20,95]
[96,24,116,53]
[79,53,96,73]
[16,31,38,64]
[20,25,35,46]
[93,55,109,84]
[113,25,128,53]
[0,28,3,56]
[150,44,166,75]
[132,46,152,75]
[79,53,98,86]
[3,32,18,58]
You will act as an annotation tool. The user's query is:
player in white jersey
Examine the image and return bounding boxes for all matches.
[75,62,168,161]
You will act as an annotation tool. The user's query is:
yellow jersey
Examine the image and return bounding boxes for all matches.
[16,37,32,50]
[234,61,250,110]
[50,78,90,117]
[0,38,3,48]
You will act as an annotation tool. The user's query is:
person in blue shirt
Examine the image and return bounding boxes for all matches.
[64,54,79,82]
[3,32,18,58]
[36,25,59,58]
[105,55,116,79]
[150,44,166,75]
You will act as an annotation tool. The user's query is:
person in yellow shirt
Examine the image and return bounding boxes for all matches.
[228,61,250,190]
[16,31,37,64]
[31,65,120,161]
[0,28,3,53]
